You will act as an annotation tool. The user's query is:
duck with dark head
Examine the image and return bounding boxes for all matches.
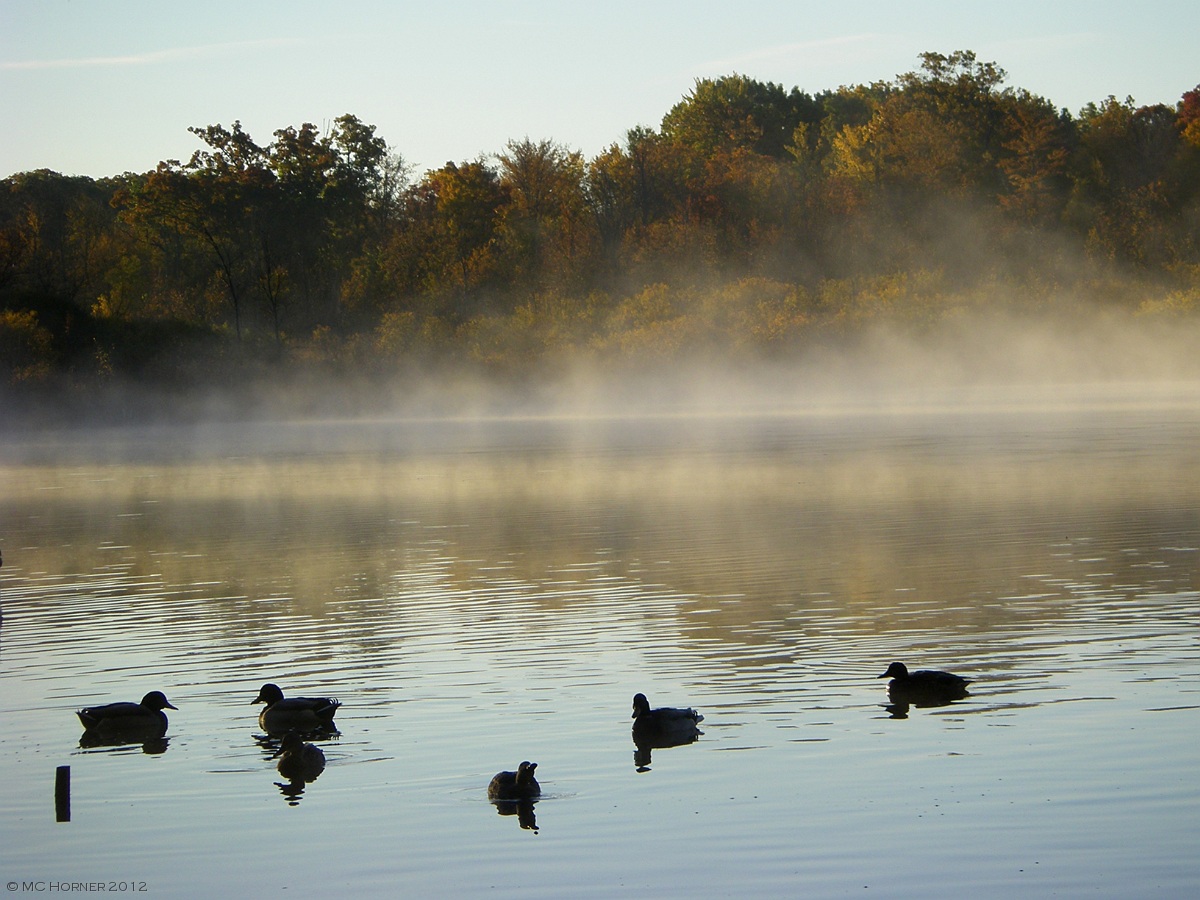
[76,690,178,744]
[631,692,704,742]
[253,683,341,735]
[487,761,540,801]
[878,661,971,706]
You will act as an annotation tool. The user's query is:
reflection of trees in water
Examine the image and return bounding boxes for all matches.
[6,423,1198,661]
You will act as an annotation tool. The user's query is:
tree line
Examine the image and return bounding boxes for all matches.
[2,51,1198,411]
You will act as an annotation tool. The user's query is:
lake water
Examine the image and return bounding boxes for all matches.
[2,387,1198,898]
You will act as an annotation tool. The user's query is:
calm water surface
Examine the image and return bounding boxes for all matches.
[1,393,1198,898]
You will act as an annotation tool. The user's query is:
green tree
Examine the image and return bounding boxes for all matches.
[660,75,821,244]
[116,116,401,343]
[119,122,273,341]
[661,74,820,159]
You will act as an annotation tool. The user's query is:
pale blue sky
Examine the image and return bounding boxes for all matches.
[1,1,1194,179]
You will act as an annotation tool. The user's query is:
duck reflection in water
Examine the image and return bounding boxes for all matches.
[487,762,540,832]
[878,662,971,715]
[76,691,176,752]
[631,693,703,771]
[491,798,539,832]
[78,731,171,754]
[271,732,326,805]
[253,729,337,757]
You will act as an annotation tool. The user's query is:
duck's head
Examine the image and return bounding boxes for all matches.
[632,693,651,717]
[515,761,538,784]
[141,691,177,711]
[878,662,909,679]
[254,683,284,705]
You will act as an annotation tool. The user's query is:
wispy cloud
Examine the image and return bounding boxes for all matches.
[1,38,303,71]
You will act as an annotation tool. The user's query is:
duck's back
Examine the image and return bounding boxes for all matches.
[258,695,340,734]
[889,669,971,702]
[78,701,140,726]
[77,703,169,739]
[907,669,970,688]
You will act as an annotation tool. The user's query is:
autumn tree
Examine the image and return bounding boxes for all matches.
[583,126,696,279]
[0,170,119,302]
[1070,97,1184,265]
[116,115,400,343]
[1179,86,1200,148]
[418,159,507,296]
[9,59,1200,396]
[996,90,1073,223]
[495,138,591,288]
[872,51,1009,195]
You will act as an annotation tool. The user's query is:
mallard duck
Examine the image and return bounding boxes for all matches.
[632,693,704,741]
[878,662,971,702]
[76,690,177,739]
[487,761,541,801]
[272,732,326,783]
[253,683,340,735]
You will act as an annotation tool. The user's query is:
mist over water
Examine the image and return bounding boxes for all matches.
[7,304,1198,437]
[326,309,1200,422]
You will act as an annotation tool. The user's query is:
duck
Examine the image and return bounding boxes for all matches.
[272,732,326,783]
[76,690,177,739]
[878,661,971,703]
[487,761,541,801]
[632,692,704,741]
[253,683,340,735]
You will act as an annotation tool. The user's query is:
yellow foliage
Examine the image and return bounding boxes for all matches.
[0,309,55,383]
[373,310,453,360]
[827,123,877,182]
[374,311,418,355]
[1184,119,1200,149]
[704,277,812,349]
[609,283,681,330]
[90,295,115,319]
[1137,289,1198,316]
[601,315,697,361]
[817,270,950,325]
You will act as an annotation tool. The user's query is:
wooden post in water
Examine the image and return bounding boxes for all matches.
[55,765,70,822]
